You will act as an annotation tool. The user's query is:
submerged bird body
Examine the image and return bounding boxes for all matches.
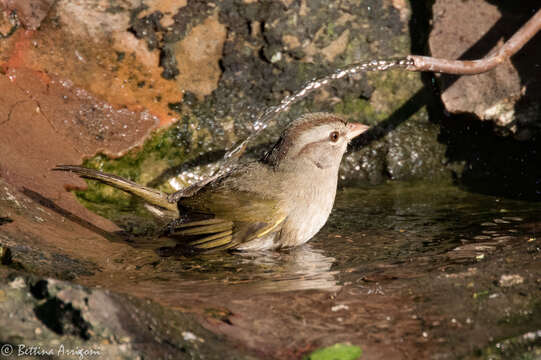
[55,113,368,251]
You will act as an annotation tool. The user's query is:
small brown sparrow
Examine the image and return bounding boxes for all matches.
[55,113,369,251]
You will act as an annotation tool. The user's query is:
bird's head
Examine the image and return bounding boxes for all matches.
[262,113,369,171]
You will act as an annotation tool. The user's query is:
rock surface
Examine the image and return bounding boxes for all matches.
[429,0,541,139]
[0,271,254,359]
[0,67,158,234]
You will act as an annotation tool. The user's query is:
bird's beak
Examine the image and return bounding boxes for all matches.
[346,122,370,141]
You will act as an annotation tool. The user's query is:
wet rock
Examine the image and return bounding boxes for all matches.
[0,272,255,359]
[0,68,158,232]
[429,0,541,138]
[345,110,447,184]
[0,0,55,30]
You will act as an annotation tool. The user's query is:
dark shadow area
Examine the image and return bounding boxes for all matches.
[31,279,91,340]
[440,114,541,200]
[21,188,183,254]
[34,297,91,340]
[21,188,125,243]
[0,217,13,226]
[353,1,541,201]
[499,2,541,140]
[507,32,541,137]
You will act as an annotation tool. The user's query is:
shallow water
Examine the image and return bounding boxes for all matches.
[79,180,541,358]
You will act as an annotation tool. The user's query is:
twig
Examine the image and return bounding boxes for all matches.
[406,8,541,75]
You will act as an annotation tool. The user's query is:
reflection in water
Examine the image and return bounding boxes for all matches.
[237,245,339,292]
[97,242,340,310]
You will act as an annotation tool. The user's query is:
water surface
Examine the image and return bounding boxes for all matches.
[82,181,541,359]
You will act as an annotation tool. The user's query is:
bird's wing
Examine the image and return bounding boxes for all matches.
[168,186,286,251]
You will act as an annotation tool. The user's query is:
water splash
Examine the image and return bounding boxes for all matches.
[223,58,412,162]
[171,58,412,194]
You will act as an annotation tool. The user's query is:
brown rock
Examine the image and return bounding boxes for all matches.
[0,1,184,128]
[429,0,541,132]
[0,68,158,232]
[173,13,227,99]
[0,0,55,30]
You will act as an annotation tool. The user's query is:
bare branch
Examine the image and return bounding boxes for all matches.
[406,8,541,75]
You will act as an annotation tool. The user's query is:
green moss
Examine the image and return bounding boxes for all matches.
[368,70,423,109]
[326,22,335,37]
[74,117,199,223]
[304,344,362,360]
[294,62,320,84]
[388,33,411,55]
[333,96,382,125]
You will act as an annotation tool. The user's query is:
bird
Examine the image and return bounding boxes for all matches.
[54,113,369,252]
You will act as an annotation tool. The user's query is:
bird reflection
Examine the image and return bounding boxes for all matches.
[236,244,340,293]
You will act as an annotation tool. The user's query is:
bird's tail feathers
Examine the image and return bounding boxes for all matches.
[53,165,178,214]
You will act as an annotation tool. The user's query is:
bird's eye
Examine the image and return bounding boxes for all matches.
[329,131,340,142]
